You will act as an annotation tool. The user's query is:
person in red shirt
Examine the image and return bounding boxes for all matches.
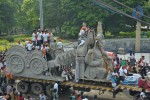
[18,92,24,100]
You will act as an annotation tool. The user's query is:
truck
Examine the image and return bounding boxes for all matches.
[4,23,149,99]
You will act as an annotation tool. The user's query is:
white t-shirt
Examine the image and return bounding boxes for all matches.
[43,34,49,41]
[39,94,46,100]
[61,70,67,77]
[37,32,42,40]
[119,68,127,76]
[140,92,146,98]
[45,46,49,51]
[32,33,36,41]
[57,42,63,48]
[4,61,6,66]
[53,83,58,92]
[0,62,3,69]
[114,60,117,66]
[18,43,23,47]
[25,41,29,46]
[6,85,12,95]
[0,96,6,100]
[112,72,118,76]
[27,43,33,51]
[82,98,88,100]
[79,30,85,36]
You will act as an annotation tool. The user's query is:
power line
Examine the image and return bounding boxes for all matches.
[90,0,150,26]
[112,0,150,20]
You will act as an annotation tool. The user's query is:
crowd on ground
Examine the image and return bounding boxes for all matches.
[111,51,150,99]
[53,82,97,100]
[111,51,149,85]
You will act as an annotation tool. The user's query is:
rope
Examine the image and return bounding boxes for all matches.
[112,0,150,20]
[90,0,150,26]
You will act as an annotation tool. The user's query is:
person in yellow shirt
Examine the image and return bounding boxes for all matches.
[10,88,18,100]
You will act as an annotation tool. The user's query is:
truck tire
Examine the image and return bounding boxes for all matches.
[17,81,29,94]
[31,83,43,95]
[133,93,140,100]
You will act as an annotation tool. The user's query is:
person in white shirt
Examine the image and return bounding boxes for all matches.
[39,92,46,100]
[37,29,42,46]
[25,38,29,48]
[27,41,33,51]
[119,66,127,81]
[53,82,58,100]
[32,30,37,46]
[0,61,4,69]
[6,84,12,95]
[57,39,63,49]
[43,33,49,44]
[45,30,50,44]
[61,69,69,81]
[17,41,23,47]
[112,71,119,77]
[140,56,147,77]
[0,96,6,100]
[79,30,85,37]
[140,89,146,100]
[53,82,58,93]
[113,59,117,67]
[82,96,88,100]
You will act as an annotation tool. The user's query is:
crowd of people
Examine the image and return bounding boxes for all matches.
[111,51,150,99]
[52,81,97,100]
[111,51,150,85]
[0,24,150,99]
[17,29,63,60]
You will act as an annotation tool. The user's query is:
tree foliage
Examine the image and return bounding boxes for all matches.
[0,0,150,37]
[0,0,17,34]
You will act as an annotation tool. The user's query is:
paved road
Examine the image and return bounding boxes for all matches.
[22,89,132,100]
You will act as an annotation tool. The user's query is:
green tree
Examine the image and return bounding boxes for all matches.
[0,0,17,34]
[61,0,109,37]
[18,0,39,33]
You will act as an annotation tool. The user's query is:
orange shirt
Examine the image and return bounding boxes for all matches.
[42,47,46,56]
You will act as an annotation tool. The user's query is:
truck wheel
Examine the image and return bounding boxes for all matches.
[31,83,43,95]
[133,93,140,100]
[46,84,52,97]
[17,81,29,94]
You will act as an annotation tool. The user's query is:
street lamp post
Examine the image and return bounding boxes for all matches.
[40,0,43,30]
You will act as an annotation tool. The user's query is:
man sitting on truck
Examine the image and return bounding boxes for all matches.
[61,68,69,81]
[27,40,33,51]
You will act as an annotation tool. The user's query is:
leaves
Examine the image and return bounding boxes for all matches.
[0,0,150,37]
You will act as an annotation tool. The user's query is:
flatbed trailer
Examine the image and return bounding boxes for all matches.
[11,75,142,99]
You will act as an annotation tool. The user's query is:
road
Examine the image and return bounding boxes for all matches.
[22,89,132,100]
